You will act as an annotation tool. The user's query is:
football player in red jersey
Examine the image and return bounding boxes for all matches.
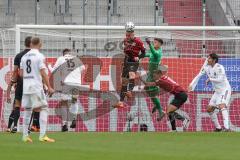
[140,65,190,131]
[114,22,146,108]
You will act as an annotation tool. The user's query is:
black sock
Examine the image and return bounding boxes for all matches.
[13,107,20,127]
[32,112,40,128]
[36,112,40,129]
[128,79,135,91]
[7,110,14,128]
[173,112,185,121]
[169,113,176,131]
[32,112,37,126]
[120,86,128,101]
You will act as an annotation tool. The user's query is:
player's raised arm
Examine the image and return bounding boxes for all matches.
[188,58,208,91]
[144,38,152,58]
[145,37,163,58]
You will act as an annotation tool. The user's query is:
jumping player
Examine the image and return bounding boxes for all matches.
[188,53,231,131]
[144,37,164,120]
[114,22,146,108]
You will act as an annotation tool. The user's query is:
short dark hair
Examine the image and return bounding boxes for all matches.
[209,53,219,63]
[24,36,32,47]
[154,38,163,45]
[31,37,41,46]
[62,48,71,56]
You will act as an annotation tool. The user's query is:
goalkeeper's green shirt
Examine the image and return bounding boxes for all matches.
[145,44,162,81]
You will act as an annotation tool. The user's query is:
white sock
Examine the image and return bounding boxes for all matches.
[23,109,32,137]
[70,102,78,120]
[39,108,48,138]
[221,108,229,129]
[209,110,221,129]
[61,106,68,125]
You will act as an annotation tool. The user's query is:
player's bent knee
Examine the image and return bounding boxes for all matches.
[167,104,178,114]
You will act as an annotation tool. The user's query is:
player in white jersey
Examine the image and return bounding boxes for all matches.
[20,37,55,142]
[51,48,79,132]
[188,53,231,132]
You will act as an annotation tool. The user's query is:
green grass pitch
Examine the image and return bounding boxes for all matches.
[0,132,239,160]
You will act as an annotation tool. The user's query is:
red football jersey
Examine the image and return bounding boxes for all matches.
[123,37,145,60]
[155,75,186,95]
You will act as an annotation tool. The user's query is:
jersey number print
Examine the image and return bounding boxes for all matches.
[66,59,75,68]
[26,59,32,73]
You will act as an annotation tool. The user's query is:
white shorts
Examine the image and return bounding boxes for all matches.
[209,88,231,107]
[22,90,48,109]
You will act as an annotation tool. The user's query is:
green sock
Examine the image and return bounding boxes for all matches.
[151,97,163,115]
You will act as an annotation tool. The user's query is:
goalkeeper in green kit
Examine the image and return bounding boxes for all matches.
[144,37,165,120]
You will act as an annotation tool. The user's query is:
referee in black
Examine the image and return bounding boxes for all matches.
[6,36,33,133]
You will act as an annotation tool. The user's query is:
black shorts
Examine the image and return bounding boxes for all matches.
[121,58,139,78]
[14,79,23,101]
[170,92,188,108]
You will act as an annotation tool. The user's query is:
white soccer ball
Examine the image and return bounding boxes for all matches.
[125,22,135,32]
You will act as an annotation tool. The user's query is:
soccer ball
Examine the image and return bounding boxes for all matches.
[125,22,135,32]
